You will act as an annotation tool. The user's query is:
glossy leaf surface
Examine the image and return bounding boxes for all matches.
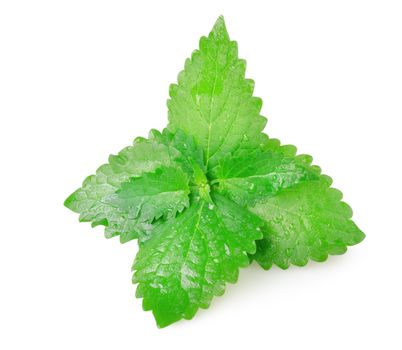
[250,178,365,269]
[133,194,263,328]
[168,16,266,169]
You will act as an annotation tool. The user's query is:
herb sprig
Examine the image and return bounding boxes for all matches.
[65,16,365,328]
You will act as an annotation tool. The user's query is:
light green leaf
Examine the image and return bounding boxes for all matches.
[249,178,365,269]
[106,165,190,223]
[64,132,190,242]
[167,16,266,169]
[132,193,263,328]
[210,142,321,206]
[149,128,205,176]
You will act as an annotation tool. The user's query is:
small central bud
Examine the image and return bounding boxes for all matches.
[199,182,211,200]
[191,161,213,202]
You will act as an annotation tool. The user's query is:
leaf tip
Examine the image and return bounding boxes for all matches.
[352,228,366,245]
[211,15,229,40]
[153,307,184,328]
[64,191,78,212]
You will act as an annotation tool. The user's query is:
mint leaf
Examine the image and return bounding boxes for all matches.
[132,193,263,328]
[249,177,365,269]
[149,128,205,176]
[65,16,365,327]
[168,16,267,169]
[65,131,194,242]
[106,165,190,223]
[209,136,364,269]
[210,142,320,206]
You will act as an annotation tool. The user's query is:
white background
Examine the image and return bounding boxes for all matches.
[1,1,401,349]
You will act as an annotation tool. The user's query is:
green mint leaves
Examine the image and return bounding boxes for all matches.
[168,16,266,169]
[133,193,263,328]
[65,16,365,328]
